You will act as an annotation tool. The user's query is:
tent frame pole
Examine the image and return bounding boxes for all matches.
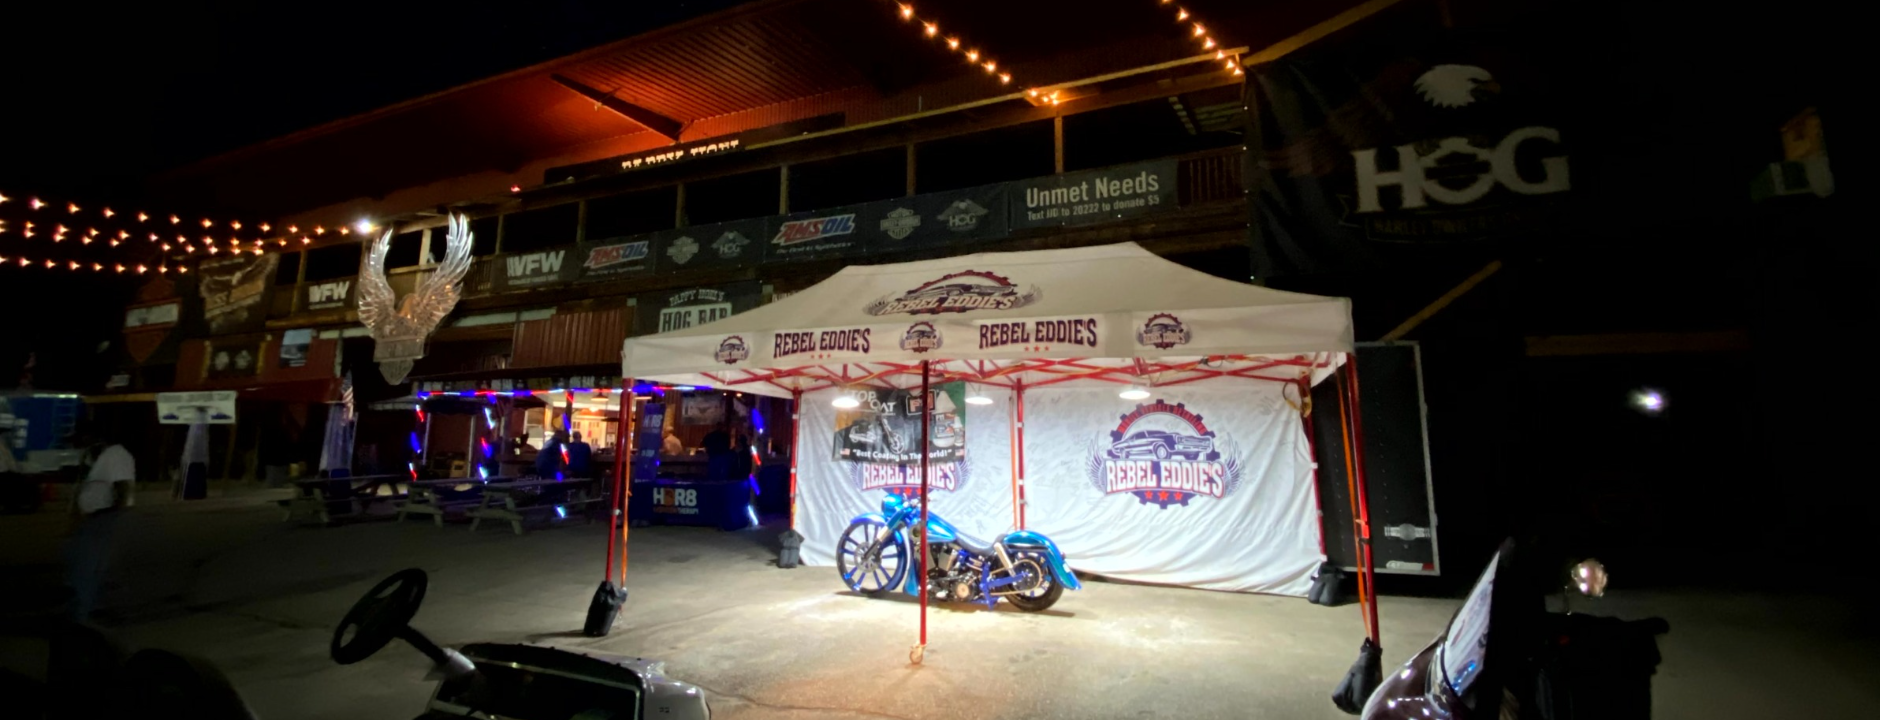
[1344,358,1381,640]
[917,361,932,660]
[606,388,635,584]
[789,389,803,528]
[1014,379,1028,530]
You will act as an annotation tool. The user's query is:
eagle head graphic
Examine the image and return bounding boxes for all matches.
[1415,64,1498,108]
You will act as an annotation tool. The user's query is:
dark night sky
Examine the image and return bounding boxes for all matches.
[0,1,749,389]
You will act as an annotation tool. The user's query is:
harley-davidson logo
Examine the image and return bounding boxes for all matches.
[1136,313,1191,349]
[714,335,750,364]
[864,270,1040,317]
[1086,399,1244,508]
[666,236,699,264]
[880,207,920,240]
[900,322,941,353]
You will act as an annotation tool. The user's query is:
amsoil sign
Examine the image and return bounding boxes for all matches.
[577,239,654,281]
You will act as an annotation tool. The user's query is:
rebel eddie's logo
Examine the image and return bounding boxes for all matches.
[1136,313,1191,350]
[714,335,751,365]
[1087,399,1245,508]
[900,322,941,353]
[864,270,1040,316]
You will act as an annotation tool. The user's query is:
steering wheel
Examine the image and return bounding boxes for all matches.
[331,569,428,665]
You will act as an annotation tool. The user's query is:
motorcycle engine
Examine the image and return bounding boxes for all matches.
[927,545,984,602]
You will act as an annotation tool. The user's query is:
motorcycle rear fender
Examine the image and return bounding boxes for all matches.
[1002,530,1082,590]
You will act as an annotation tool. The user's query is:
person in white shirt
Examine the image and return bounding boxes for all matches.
[67,428,136,622]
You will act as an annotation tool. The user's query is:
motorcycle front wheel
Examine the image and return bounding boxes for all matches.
[837,519,908,598]
[1001,552,1064,612]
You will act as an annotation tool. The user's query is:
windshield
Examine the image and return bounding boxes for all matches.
[1436,549,1498,695]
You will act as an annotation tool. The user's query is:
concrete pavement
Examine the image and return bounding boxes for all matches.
[3,483,1876,719]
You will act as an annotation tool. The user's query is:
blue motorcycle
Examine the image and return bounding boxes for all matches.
[836,494,1080,612]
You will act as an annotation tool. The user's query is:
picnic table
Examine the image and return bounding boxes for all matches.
[396,478,494,527]
[467,477,603,535]
[279,474,410,525]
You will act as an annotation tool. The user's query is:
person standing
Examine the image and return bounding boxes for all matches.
[534,431,565,479]
[564,431,593,480]
[68,428,136,622]
[702,422,732,481]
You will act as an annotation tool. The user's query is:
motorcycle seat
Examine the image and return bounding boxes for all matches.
[954,535,998,558]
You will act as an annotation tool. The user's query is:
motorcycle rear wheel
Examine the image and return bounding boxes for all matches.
[1002,553,1064,612]
[837,519,908,598]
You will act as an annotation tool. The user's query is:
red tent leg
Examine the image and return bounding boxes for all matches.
[1344,359,1380,640]
[789,390,802,529]
[1015,380,1027,530]
[917,361,931,661]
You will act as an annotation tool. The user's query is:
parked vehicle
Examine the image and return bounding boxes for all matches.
[1361,540,1668,720]
[0,569,710,719]
[836,493,1080,611]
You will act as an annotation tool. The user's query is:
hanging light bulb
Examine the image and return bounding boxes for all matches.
[287,225,298,234]
[259,223,271,233]
[117,230,129,239]
[1224,59,1236,71]
[21,222,33,238]
[230,220,242,230]
[1177,8,1189,21]
[92,263,102,271]
[114,263,125,273]
[1193,23,1205,36]
[1216,49,1226,59]
[169,214,180,224]
[201,219,213,228]
[982,60,997,73]
[207,245,219,255]
[1119,387,1151,400]
[137,212,150,222]
[45,259,56,268]
[82,236,94,245]
[158,265,169,274]
[67,202,81,214]
[102,207,115,218]
[300,236,311,245]
[0,193,9,204]
[30,198,46,210]
[946,36,959,49]
[999,73,1011,84]
[923,22,938,37]
[16,258,27,267]
[87,227,99,236]
[831,394,861,409]
[110,239,120,247]
[178,265,188,274]
[314,226,326,235]
[1203,37,1216,49]
[161,243,172,251]
[965,49,979,62]
[149,232,159,241]
[69,261,80,270]
[898,3,913,20]
[136,264,148,274]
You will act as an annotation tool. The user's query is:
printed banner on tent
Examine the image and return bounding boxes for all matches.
[1009,159,1177,230]
[795,385,1015,570]
[830,382,967,469]
[1023,385,1322,595]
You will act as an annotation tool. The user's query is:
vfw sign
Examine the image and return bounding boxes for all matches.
[500,250,570,289]
[1353,126,1569,213]
[305,279,353,311]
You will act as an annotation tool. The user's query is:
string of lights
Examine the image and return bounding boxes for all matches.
[0,252,180,274]
[0,189,373,258]
[1157,0,1243,76]
[891,3,1016,88]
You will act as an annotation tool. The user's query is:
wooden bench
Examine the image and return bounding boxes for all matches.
[279,474,410,525]
[396,478,492,527]
[467,477,603,535]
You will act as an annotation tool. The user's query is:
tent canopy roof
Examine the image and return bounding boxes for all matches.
[622,243,1352,397]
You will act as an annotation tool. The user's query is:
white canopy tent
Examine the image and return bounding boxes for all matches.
[617,242,1381,652]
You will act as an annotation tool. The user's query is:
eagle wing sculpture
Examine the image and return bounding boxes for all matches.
[357,214,475,383]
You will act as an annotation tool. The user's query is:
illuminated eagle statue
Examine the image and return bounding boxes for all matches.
[357,214,475,384]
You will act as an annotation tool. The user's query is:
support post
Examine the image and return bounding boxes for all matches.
[789,390,803,528]
[1344,358,1381,640]
[606,388,634,584]
[918,360,932,659]
[1052,116,1066,174]
[1015,379,1028,530]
